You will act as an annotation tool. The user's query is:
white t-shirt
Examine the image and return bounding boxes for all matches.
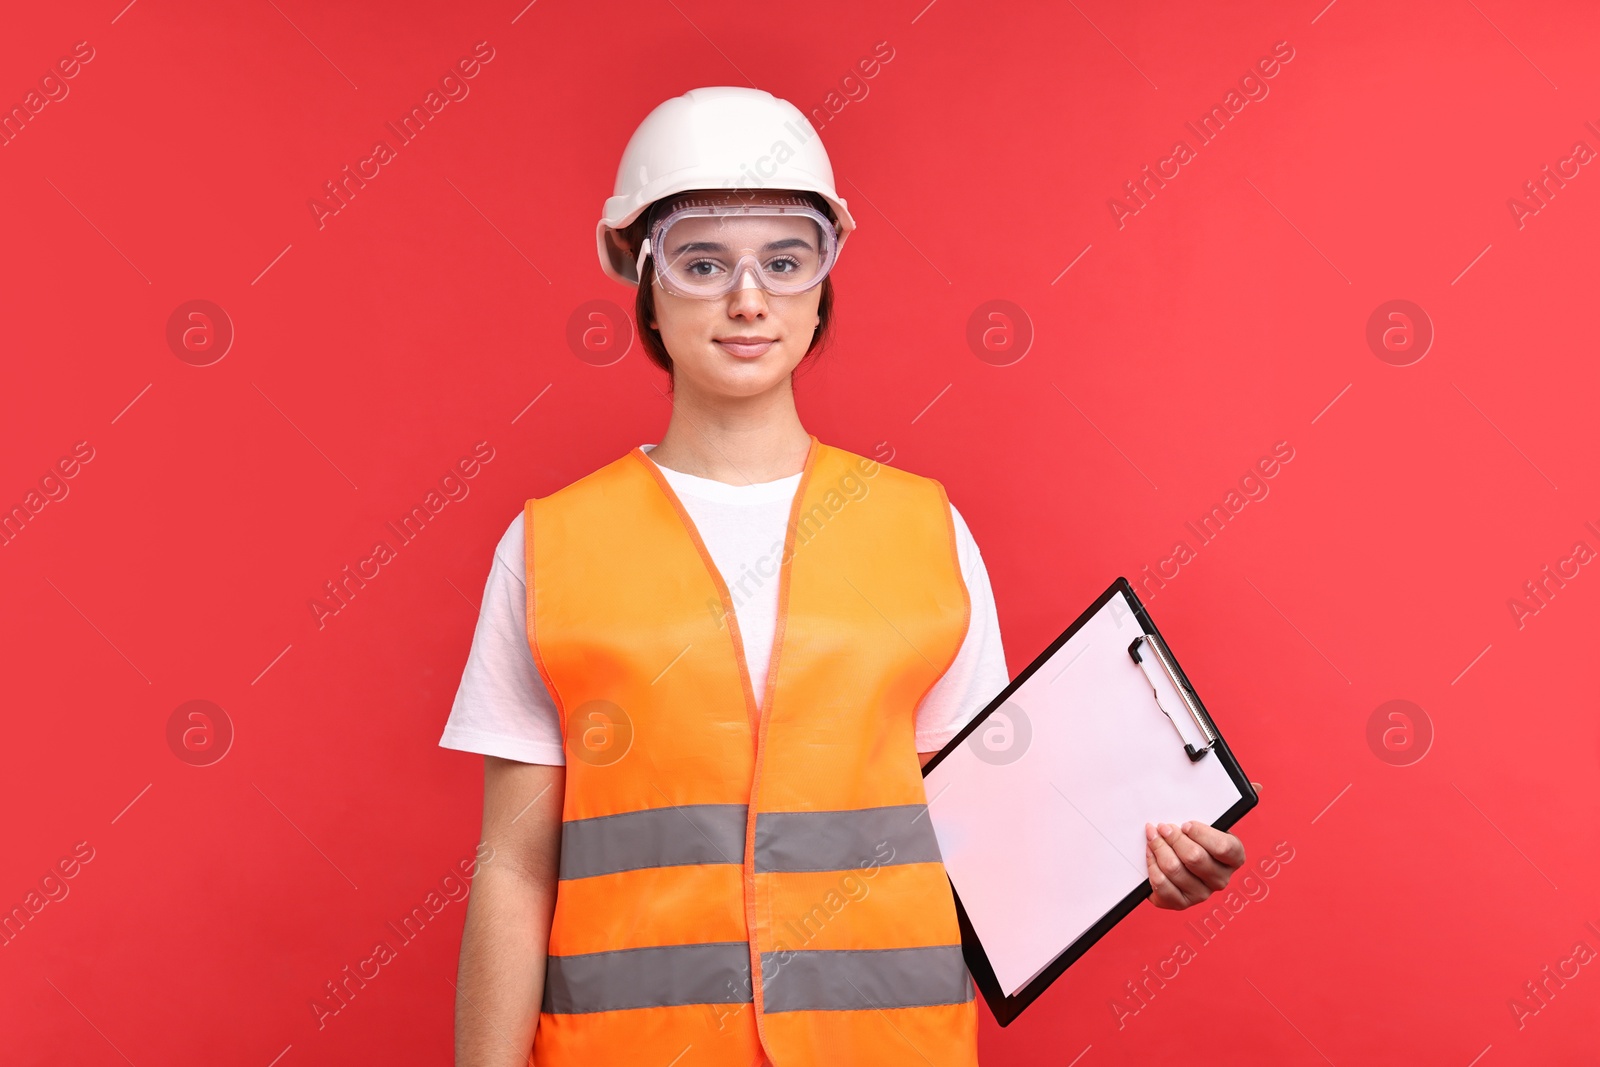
[438,444,1008,764]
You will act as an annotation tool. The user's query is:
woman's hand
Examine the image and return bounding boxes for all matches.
[1144,782,1259,910]
[1144,821,1245,909]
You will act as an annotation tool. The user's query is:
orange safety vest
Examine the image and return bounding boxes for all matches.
[525,435,979,1066]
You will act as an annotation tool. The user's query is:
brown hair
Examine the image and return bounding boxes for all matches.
[622,191,839,388]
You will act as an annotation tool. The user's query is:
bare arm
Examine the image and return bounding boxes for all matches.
[454,755,564,1067]
[918,751,936,768]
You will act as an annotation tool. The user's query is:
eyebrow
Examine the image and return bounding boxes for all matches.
[668,236,815,256]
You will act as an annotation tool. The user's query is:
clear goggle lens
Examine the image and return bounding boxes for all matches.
[637,197,840,298]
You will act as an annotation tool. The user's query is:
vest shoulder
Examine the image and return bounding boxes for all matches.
[816,442,948,498]
[531,450,644,506]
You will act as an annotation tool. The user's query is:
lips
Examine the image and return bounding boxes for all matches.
[715,338,776,358]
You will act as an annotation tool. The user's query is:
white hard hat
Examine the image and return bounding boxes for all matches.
[597,86,857,286]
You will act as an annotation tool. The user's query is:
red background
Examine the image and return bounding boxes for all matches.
[3,0,1597,1063]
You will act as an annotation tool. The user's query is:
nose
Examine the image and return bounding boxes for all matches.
[727,264,769,318]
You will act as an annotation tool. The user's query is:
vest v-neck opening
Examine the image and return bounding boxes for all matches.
[629,434,821,739]
[640,443,803,505]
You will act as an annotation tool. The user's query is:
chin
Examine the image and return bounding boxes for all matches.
[692,360,794,396]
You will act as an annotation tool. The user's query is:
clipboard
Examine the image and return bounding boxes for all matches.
[920,577,1258,1027]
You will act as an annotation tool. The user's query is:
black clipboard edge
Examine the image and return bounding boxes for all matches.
[922,576,1260,1028]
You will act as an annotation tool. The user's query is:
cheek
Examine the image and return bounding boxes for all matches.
[652,301,719,355]
[783,296,823,337]
[649,294,691,335]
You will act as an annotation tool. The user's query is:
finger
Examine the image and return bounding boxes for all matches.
[1181,821,1247,876]
[1161,823,1238,897]
[1158,822,1224,894]
[1250,781,1262,795]
[1147,822,1210,904]
[1144,829,1188,909]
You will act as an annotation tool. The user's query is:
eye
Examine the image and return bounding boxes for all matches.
[684,258,726,278]
[765,255,802,275]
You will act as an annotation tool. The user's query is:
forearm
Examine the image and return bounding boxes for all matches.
[454,864,557,1066]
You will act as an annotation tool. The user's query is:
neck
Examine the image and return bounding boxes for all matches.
[649,375,811,485]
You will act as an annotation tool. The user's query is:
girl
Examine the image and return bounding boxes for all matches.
[442,86,1245,1067]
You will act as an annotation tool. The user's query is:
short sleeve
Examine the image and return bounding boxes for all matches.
[437,511,567,765]
[913,503,1008,752]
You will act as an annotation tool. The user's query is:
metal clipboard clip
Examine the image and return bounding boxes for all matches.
[1127,633,1217,762]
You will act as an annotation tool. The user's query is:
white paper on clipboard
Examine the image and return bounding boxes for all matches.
[922,589,1243,997]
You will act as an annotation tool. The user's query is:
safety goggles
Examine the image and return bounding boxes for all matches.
[636,195,841,299]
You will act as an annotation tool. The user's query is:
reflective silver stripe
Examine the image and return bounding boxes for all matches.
[542,942,753,1014]
[754,805,943,873]
[759,945,974,1013]
[559,804,746,880]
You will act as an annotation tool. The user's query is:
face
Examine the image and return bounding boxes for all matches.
[647,189,827,400]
